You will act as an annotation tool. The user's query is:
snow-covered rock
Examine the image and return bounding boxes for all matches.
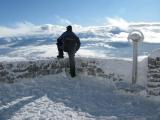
[1,54,160,97]
[0,56,149,92]
[147,49,160,96]
[0,57,125,83]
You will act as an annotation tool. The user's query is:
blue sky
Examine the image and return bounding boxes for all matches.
[0,0,159,26]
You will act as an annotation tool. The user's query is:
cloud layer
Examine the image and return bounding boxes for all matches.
[0,17,160,43]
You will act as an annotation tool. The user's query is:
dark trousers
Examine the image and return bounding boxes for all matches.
[57,43,64,57]
[57,43,76,77]
[68,52,76,77]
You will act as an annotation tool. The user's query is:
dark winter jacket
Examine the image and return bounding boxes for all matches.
[57,31,81,52]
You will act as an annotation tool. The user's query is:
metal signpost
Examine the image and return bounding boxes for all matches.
[128,30,144,84]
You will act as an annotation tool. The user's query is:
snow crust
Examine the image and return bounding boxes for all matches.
[1,74,160,120]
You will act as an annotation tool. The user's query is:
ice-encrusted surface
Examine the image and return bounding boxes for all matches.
[0,57,126,83]
[0,74,160,120]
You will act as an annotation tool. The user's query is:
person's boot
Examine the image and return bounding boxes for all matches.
[57,45,64,58]
[57,55,64,58]
[71,72,76,77]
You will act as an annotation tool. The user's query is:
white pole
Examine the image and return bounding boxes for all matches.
[132,42,138,84]
[128,30,144,85]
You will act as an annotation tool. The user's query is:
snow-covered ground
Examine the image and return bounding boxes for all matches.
[1,74,160,120]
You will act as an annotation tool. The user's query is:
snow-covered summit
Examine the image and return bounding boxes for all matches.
[0,56,160,120]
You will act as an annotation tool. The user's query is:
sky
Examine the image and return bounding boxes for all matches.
[0,0,159,26]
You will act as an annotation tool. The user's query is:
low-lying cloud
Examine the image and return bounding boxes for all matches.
[0,17,160,43]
